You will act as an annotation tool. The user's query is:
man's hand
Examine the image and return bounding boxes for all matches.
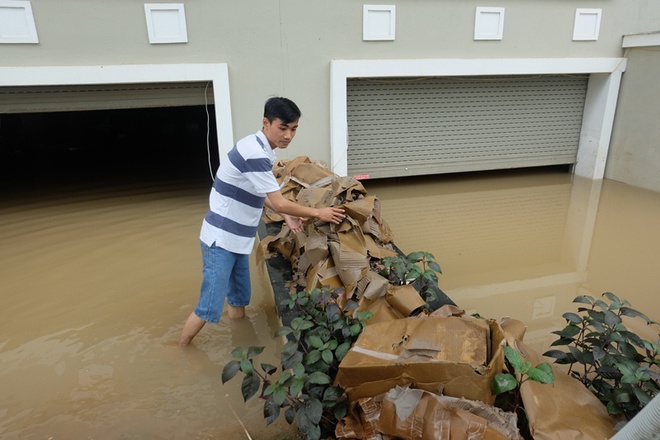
[317,206,345,224]
[282,213,306,233]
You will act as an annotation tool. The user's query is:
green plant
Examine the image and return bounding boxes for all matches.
[543,292,660,421]
[221,286,372,440]
[378,251,442,303]
[492,345,555,413]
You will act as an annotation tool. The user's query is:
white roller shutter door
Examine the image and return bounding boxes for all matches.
[347,75,589,179]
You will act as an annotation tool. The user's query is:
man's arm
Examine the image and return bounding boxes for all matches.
[266,190,345,225]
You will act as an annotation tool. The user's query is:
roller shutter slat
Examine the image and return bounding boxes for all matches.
[347,75,588,178]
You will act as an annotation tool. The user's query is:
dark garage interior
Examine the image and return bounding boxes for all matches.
[0,105,218,195]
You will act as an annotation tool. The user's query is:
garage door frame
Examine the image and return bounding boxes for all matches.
[331,58,627,180]
[0,63,234,160]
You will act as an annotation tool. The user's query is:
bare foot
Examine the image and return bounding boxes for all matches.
[179,312,206,347]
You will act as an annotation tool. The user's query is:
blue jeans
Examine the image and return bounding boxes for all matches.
[194,242,251,323]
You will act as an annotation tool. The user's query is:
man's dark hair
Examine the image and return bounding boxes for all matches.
[264,97,301,124]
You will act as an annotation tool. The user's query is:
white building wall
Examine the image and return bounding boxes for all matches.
[0,0,658,180]
[604,33,660,192]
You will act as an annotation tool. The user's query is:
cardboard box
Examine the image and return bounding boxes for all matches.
[336,316,505,405]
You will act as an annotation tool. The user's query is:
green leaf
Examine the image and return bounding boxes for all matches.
[308,335,324,349]
[260,363,277,376]
[334,403,348,421]
[275,326,293,337]
[536,362,554,376]
[568,346,586,364]
[550,337,575,347]
[307,371,331,385]
[305,350,322,365]
[264,395,280,425]
[619,341,641,359]
[492,373,518,395]
[594,299,609,311]
[306,425,321,440]
[621,374,638,384]
[562,312,583,324]
[263,383,277,396]
[290,378,304,398]
[504,346,524,372]
[557,323,581,338]
[428,260,442,273]
[240,358,253,375]
[607,400,623,415]
[282,340,299,359]
[620,307,651,323]
[355,311,373,323]
[241,373,261,402]
[602,292,621,304]
[632,387,652,405]
[603,310,622,327]
[285,407,296,424]
[526,364,555,384]
[613,389,632,403]
[573,295,595,305]
[322,386,342,403]
[543,349,568,361]
[221,360,241,384]
[336,342,352,361]
[246,346,265,358]
[322,349,334,365]
[292,361,305,378]
[277,371,292,385]
[273,386,288,406]
[231,347,247,358]
[304,398,324,424]
[407,251,424,262]
[349,323,362,336]
[296,407,313,433]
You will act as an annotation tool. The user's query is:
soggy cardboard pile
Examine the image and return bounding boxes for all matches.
[259,156,422,316]
[336,386,521,440]
[259,157,617,439]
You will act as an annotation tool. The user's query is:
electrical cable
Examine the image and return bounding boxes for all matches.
[204,80,214,181]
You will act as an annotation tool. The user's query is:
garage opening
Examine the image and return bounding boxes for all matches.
[0,82,219,194]
[346,74,589,179]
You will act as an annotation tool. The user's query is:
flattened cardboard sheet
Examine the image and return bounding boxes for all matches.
[499,319,617,440]
[336,317,504,405]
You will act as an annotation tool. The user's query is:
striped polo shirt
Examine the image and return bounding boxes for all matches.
[200,130,280,254]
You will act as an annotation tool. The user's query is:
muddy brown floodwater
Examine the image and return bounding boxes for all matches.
[1,168,659,439]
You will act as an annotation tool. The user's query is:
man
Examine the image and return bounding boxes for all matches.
[179,97,345,347]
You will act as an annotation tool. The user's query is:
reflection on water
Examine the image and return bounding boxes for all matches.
[0,183,297,439]
[1,168,659,438]
[364,169,660,353]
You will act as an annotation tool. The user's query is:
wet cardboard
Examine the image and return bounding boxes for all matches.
[500,319,617,440]
[336,316,505,405]
[336,386,520,440]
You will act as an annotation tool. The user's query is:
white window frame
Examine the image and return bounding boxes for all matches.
[330,57,627,180]
[144,3,188,44]
[0,0,38,44]
[573,8,602,41]
[363,5,396,41]
[474,7,505,41]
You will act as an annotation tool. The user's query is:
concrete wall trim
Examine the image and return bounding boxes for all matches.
[0,63,234,158]
[622,31,660,48]
[331,57,627,179]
